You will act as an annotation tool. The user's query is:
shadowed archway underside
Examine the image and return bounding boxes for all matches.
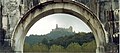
[11,1,107,53]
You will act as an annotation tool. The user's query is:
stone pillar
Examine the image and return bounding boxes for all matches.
[116,6,120,52]
[23,0,29,12]
[0,3,2,29]
[0,0,3,46]
[5,0,20,38]
[0,28,5,46]
[2,0,10,40]
[97,1,100,18]
[96,45,105,53]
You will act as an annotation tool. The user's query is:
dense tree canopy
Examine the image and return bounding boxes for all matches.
[24,32,96,53]
[66,43,82,52]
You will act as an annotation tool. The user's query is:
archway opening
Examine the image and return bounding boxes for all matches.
[11,2,106,53]
[23,13,96,53]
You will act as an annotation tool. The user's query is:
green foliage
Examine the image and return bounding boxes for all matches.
[49,45,66,52]
[32,43,49,52]
[24,32,96,52]
[49,32,94,47]
[78,32,86,36]
[66,43,81,52]
[23,43,31,52]
[42,38,48,45]
[25,30,75,45]
[32,44,41,52]
[25,35,45,45]
[82,40,96,53]
[47,30,75,39]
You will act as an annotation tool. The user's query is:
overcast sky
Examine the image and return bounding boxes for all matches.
[26,13,91,36]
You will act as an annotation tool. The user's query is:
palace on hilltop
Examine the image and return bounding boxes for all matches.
[52,24,73,32]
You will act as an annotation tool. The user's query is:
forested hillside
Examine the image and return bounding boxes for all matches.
[25,30,75,45]
[24,32,96,53]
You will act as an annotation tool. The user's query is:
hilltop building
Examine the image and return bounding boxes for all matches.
[52,24,73,32]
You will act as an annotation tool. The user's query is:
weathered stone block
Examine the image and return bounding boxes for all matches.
[40,0,48,3]
[54,0,62,2]
[47,0,54,2]
[63,0,72,2]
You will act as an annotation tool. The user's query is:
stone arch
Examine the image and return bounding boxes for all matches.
[11,1,107,53]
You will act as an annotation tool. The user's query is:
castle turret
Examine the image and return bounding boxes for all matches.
[69,26,73,32]
[56,24,58,29]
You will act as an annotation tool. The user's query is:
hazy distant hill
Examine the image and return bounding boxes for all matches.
[24,32,96,52]
[49,32,94,47]
[25,25,95,46]
[25,32,94,47]
[25,31,75,45]
[46,30,75,39]
[25,25,75,45]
